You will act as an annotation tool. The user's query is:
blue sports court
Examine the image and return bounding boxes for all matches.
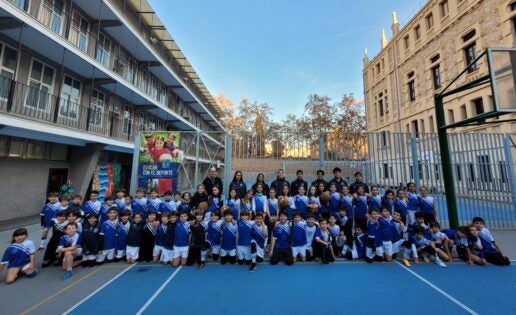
[60,260,516,315]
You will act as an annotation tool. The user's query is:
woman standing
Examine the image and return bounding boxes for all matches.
[229,171,247,199]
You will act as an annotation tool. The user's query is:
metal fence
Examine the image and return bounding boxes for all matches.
[228,131,516,229]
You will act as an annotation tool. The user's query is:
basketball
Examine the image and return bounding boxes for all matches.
[198,201,209,211]
[320,191,330,203]
[279,196,289,209]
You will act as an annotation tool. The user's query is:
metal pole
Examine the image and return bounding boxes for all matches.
[411,135,420,188]
[194,131,201,189]
[129,133,141,195]
[435,94,459,229]
[223,134,232,200]
[503,134,516,213]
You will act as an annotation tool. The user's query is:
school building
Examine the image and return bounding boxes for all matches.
[0,0,225,221]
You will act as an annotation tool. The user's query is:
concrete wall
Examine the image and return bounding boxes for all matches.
[0,158,70,221]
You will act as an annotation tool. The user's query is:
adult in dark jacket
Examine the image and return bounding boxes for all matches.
[251,173,270,197]
[349,171,370,194]
[270,169,290,194]
[229,170,247,199]
[202,167,223,197]
[328,167,348,193]
[311,170,328,190]
[290,170,308,196]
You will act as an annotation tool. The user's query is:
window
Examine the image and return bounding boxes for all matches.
[49,143,69,161]
[499,161,508,183]
[462,31,478,73]
[432,64,441,89]
[59,75,81,119]
[404,35,410,49]
[439,0,449,17]
[412,120,419,137]
[478,155,492,182]
[39,0,65,35]
[429,115,435,133]
[8,137,25,158]
[95,33,111,67]
[460,105,467,119]
[27,140,46,159]
[379,99,384,116]
[472,98,484,115]
[426,13,434,29]
[11,0,29,11]
[381,131,388,147]
[0,135,6,157]
[26,59,55,111]
[414,25,421,40]
[122,106,133,134]
[511,2,516,11]
[408,80,416,102]
[456,165,462,181]
[140,70,148,93]
[69,11,89,52]
[127,58,137,84]
[0,44,17,100]
[448,109,455,124]
[89,90,105,127]
[383,163,390,179]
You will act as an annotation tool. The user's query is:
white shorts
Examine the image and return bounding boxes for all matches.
[407,210,417,225]
[160,249,174,262]
[251,240,265,258]
[173,246,189,259]
[153,245,164,257]
[97,248,114,262]
[366,246,376,259]
[237,245,251,260]
[116,249,126,259]
[85,254,97,261]
[292,245,307,257]
[382,241,393,256]
[305,244,313,252]
[22,263,31,271]
[126,246,140,260]
[220,248,236,257]
[392,239,406,254]
[206,240,221,255]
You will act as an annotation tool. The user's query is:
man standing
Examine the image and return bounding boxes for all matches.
[290,170,308,196]
[311,169,328,189]
[270,169,290,193]
[349,171,369,194]
[328,167,348,192]
[203,166,223,197]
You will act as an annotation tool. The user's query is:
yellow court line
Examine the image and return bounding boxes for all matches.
[19,268,101,315]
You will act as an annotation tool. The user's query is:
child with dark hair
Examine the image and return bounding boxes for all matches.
[82,190,101,218]
[160,191,176,215]
[314,218,335,264]
[1,228,37,284]
[381,190,396,214]
[406,182,419,225]
[42,211,68,267]
[82,214,102,267]
[57,223,83,279]
[99,207,119,264]
[179,192,192,213]
[227,188,241,219]
[365,208,382,263]
[455,226,477,265]
[126,213,144,264]
[147,189,163,217]
[250,212,268,272]
[429,222,452,262]
[187,211,207,268]
[140,211,158,262]
[237,210,254,265]
[132,188,148,219]
[99,196,114,225]
[410,225,446,267]
[172,212,191,267]
[114,188,127,213]
[116,210,131,262]
[345,225,366,260]
[270,212,294,266]
[469,222,510,266]
[67,194,83,218]
[39,191,60,250]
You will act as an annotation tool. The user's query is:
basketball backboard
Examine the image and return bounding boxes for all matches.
[488,48,516,113]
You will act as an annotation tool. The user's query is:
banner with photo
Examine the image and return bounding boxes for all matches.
[137,131,184,194]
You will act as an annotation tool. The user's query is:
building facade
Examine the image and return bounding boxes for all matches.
[0,0,225,221]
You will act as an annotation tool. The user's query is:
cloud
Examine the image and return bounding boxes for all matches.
[303,24,375,47]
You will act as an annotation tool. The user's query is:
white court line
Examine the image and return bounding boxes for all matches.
[136,266,183,315]
[63,263,137,315]
[395,261,478,315]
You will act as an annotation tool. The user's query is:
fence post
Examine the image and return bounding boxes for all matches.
[194,131,201,189]
[129,133,140,195]
[223,134,232,200]
[410,135,420,188]
[319,134,324,171]
[503,134,516,212]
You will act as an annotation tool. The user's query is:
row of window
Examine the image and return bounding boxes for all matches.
[0,135,70,161]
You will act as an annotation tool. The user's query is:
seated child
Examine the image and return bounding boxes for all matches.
[0,228,37,284]
[57,223,83,279]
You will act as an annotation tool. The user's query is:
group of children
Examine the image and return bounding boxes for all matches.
[0,177,511,284]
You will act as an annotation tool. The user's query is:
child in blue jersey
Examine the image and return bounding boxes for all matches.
[406,182,419,225]
[353,185,368,229]
[237,210,254,265]
[464,226,487,265]
[328,183,341,219]
[241,190,256,216]
[381,190,396,214]
[418,186,437,224]
[454,226,471,263]
[57,222,83,279]
[207,186,224,218]
[307,186,320,219]
[98,207,119,264]
[179,192,191,214]
[42,211,68,267]
[344,225,365,260]
[126,213,144,264]
[153,213,171,264]
[188,211,208,268]
[365,208,382,263]
[66,194,83,218]
[124,195,133,214]
[227,188,241,219]
[253,183,269,217]
[1,228,36,284]
[250,213,268,272]
[39,191,60,250]
[82,190,101,218]
[81,214,102,267]
[280,184,296,220]
[160,191,176,215]
[294,186,309,219]
[395,188,409,222]
[99,197,114,225]
[410,225,447,267]
[429,222,452,262]
[472,216,509,262]
[66,211,82,234]
[314,218,336,264]
[173,192,182,210]
[267,187,279,231]
[205,211,223,262]
[367,185,382,210]
[411,211,430,238]
[270,212,294,265]
[328,214,342,255]
[114,188,127,213]
[305,214,318,261]
[318,184,330,219]
[172,212,191,267]
[469,223,510,266]
[59,196,69,214]
[147,189,163,217]
[340,186,353,250]
[391,209,411,265]
[116,210,131,262]
[220,209,238,265]
[378,207,394,262]
[132,188,148,219]
[291,212,308,263]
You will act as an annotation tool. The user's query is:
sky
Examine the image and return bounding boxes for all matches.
[148,0,427,121]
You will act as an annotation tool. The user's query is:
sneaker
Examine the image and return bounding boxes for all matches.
[198,262,205,269]
[62,270,73,280]
[249,263,256,272]
[434,256,447,268]
[422,253,431,263]
[402,258,411,267]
